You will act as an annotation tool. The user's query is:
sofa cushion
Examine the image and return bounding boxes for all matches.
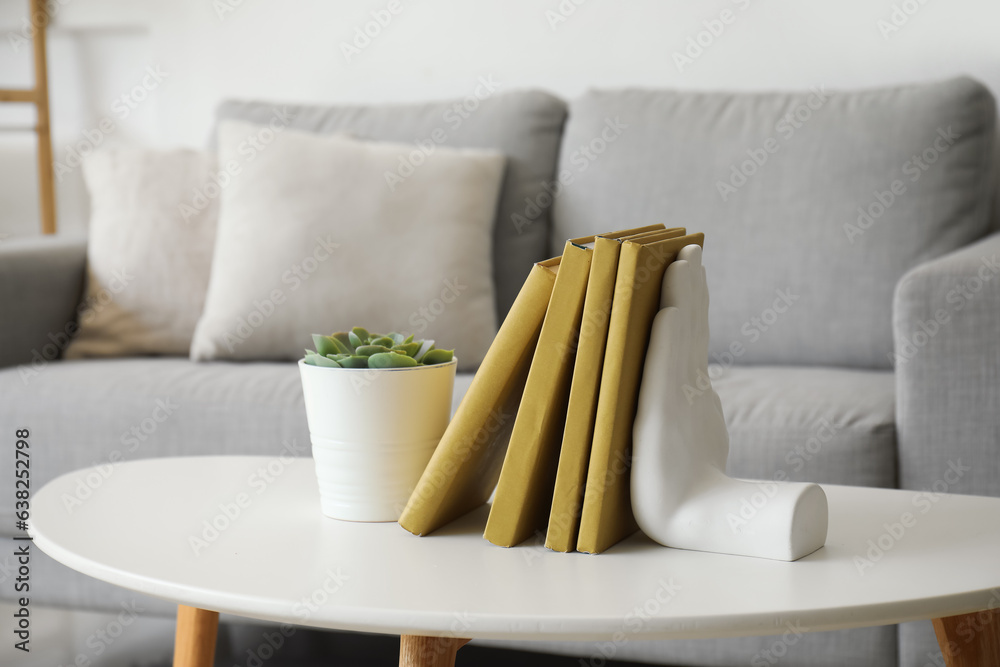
[65,148,218,359]
[482,623,896,667]
[0,359,475,535]
[0,361,893,531]
[190,122,506,370]
[553,77,996,368]
[713,365,897,488]
[213,90,568,323]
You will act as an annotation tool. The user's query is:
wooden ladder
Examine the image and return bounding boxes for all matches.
[0,0,56,234]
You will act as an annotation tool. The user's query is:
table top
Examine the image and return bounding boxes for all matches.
[29,456,1000,641]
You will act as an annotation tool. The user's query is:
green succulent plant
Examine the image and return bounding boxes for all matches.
[303,327,454,369]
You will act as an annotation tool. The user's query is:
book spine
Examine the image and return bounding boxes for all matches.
[485,244,592,547]
[399,260,558,536]
[576,242,641,553]
[546,236,622,552]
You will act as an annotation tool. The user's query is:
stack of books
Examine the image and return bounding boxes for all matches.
[399,225,704,553]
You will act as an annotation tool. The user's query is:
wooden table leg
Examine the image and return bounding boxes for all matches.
[933,607,1000,667]
[399,634,470,667]
[173,605,219,667]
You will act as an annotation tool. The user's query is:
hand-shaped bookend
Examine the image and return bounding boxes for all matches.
[631,245,828,561]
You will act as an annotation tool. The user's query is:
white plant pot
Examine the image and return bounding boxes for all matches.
[298,358,456,522]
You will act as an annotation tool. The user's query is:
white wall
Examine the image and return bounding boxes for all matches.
[1,0,998,237]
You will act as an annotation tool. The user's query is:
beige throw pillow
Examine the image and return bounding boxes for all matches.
[189,121,506,370]
[64,148,219,359]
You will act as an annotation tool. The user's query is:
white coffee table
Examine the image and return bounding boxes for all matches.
[28,456,1000,667]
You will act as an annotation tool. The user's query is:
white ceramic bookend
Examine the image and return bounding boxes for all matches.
[631,245,828,561]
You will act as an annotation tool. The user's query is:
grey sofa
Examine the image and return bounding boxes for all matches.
[2,76,998,667]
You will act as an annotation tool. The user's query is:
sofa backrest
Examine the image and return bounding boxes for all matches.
[213,90,567,323]
[552,77,996,369]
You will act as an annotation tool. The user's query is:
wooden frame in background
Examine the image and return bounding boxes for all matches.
[0,0,57,234]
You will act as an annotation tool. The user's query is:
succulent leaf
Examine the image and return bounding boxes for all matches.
[414,339,435,362]
[394,341,422,357]
[311,354,343,368]
[420,348,454,365]
[304,328,451,369]
[356,344,393,356]
[312,334,342,357]
[368,352,419,369]
[337,355,370,368]
[331,332,355,353]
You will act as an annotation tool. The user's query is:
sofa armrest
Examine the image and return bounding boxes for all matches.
[893,231,1000,496]
[0,235,87,370]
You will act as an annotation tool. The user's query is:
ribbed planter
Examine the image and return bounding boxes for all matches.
[298,358,456,522]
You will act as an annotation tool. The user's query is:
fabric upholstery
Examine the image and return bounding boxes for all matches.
[553,77,996,368]
[0,235,86,370]
[212,90,568,322]
[713,365,897,488]
[893,231,1000,498]
[65,148,219,359]
[0,359,474,535]
[484,624,896,667]
[0,358,897,666]
[191,122,505,370]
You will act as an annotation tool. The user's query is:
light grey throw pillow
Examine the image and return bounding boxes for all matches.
[190,121,506,370]
[212,91,568,322]
[552,77,996,368]
[65,148,218,359]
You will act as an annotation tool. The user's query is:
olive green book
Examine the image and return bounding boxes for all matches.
[484,241,594,547]
[545,225,684,552]
[399,257,560,536]
[576,232,705,554]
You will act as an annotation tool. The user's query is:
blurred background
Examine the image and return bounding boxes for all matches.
[1,0,997,239]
